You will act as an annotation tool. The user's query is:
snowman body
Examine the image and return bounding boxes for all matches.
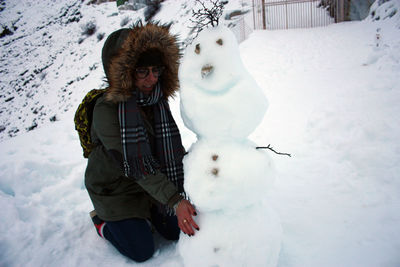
[179,26,282,267]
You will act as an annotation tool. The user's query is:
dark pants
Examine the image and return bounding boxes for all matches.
[103,208,180,262]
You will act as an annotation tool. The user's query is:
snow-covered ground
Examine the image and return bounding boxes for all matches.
[1,0,400,266]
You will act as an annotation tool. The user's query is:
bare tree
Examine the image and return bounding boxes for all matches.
[188,0,225,43]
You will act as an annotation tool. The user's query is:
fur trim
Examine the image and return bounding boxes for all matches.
[105,22,180,102]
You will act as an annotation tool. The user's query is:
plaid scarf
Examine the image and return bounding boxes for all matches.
[118,83,185,194]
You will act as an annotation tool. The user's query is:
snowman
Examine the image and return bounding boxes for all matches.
[178,26,282,267]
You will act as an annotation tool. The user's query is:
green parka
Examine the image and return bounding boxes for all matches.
[84,23,183,221]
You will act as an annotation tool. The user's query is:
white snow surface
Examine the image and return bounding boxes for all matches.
[1,0,400,266]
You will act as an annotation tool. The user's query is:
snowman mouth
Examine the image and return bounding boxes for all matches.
[201,64,214,79]
[194,74,240,95]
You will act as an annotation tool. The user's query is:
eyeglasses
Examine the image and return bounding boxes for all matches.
[135,66,165,79]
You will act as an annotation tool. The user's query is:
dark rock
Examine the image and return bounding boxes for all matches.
[81,21,96,36]
[27,122,38,131]
[8,127,19,137]
[144,1,161,22]
[5,96,14,102]
[0,26,13,38]
[19,70,28,76]
[97,32,105,41]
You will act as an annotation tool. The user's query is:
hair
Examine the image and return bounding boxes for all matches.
[136,48,164,67]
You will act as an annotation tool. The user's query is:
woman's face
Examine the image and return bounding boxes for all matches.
[134,66,161,95]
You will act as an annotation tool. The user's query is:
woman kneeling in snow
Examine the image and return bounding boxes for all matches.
[84,22,199,262]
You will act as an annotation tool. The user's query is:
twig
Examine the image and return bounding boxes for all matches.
[256,144,291,157]
[191,0,223,30]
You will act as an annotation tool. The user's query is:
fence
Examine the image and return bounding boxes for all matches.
[230,13,255,43]
[252,0,344,30]
[230,0,345,43]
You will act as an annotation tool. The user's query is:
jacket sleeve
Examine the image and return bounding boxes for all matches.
[92,97,181,207]
[136,171,183,208]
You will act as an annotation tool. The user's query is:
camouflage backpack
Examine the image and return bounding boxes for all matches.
[74,89,107,158]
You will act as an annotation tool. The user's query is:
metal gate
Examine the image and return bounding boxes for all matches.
[252,0,345,30]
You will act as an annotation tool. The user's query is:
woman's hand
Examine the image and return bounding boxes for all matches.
[175,199,199,236]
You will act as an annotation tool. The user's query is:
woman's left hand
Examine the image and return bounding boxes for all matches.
[175,199,199,236]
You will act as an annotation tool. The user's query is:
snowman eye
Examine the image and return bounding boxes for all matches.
[195,44,200,54]
[216,38,223,46]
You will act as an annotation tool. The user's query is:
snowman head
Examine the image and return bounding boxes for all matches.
[180,26,244,95]
[179,26,268,140]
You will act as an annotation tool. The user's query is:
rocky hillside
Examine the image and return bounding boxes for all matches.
[0,0,250,142]
[0,0,116,141]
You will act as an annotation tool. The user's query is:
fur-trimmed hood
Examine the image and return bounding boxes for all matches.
[102,22,180,102]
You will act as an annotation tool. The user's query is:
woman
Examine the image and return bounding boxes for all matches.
[84,22,199,262]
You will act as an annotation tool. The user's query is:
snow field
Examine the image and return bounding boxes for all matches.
[242,19,400,266]
[0,0,400,266]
